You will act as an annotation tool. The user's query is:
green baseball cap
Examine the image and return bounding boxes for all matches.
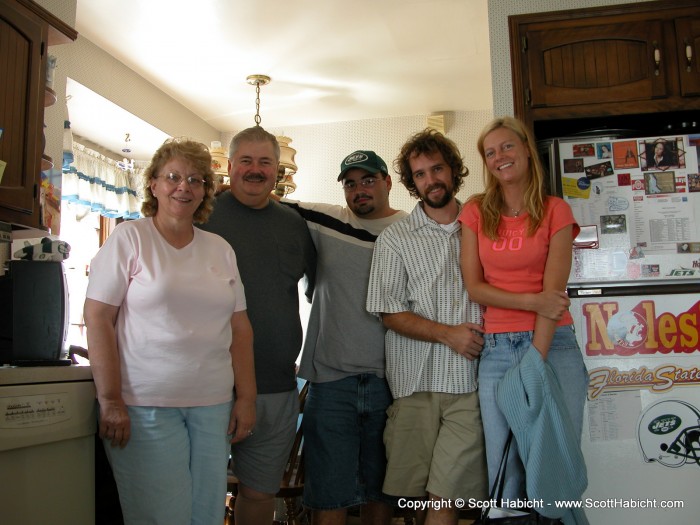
[338,150,388,181]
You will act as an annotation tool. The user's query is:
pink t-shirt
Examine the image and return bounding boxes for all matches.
[458,197,579,333]
[86,218,246,407]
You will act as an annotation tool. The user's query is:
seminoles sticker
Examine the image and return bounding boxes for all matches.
[606,310,648,349]
[583,300,700,356]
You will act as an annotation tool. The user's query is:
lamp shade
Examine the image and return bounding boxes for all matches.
[277,136,297,173]
[210,141,228,179]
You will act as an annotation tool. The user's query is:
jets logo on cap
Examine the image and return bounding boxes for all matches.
[345,152,368,165]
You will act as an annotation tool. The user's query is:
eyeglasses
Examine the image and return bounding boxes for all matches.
[160,172,206,188]
[342,176,380,192]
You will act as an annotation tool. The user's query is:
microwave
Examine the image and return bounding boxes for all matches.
[0,261,69,365]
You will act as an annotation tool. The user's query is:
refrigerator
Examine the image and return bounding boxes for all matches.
[546,132,700,524]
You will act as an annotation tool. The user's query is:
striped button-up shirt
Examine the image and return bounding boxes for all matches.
[367,202,482,399]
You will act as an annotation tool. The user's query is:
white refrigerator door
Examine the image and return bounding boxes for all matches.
[569,291,700,525]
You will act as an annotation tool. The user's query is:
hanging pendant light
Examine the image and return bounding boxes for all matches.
[210,140,228,184]
[117,133,134,173]
[246,74,298,196]
[246,74,270,126]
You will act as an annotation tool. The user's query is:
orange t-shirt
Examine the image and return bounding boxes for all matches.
[458,196,579,333]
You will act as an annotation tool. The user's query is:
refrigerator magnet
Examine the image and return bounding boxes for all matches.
[574,224,599,249]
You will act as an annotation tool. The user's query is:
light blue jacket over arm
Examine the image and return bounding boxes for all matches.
[496,345,589,525]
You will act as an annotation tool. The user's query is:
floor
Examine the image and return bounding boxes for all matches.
[346,512,409,525]
[346,516,475,524]
[345,508,476,525]
[223,497,476,525]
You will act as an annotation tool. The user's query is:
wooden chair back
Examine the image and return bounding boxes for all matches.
[278,380,308,494]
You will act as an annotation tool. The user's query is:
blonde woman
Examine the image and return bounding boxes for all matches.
[458,117,587,501]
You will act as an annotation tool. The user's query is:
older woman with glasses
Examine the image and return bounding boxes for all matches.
[84,138,256,525]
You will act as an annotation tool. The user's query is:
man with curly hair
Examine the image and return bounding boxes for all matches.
[367,129,487,525]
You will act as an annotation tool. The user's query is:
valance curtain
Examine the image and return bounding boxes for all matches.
[62,142,143,219]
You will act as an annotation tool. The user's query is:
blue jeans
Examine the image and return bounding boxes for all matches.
[478,326,588,500]
[303,374,395,509]
[103,402,231,525]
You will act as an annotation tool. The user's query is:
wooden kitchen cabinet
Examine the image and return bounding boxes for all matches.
[675,15,700,97]
[510,0,700,133]
[0,0,75,230]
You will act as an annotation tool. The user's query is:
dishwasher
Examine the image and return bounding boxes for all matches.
[0,365,96,525]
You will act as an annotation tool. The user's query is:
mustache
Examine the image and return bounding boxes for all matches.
[243,172,265,181]
[425,182,447,193]
[353,193,371,202]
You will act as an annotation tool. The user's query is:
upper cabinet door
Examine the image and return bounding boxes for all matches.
[510,0,700,131]
[525,20,667,108]
[675,16,700,97]
[0,1,45,226]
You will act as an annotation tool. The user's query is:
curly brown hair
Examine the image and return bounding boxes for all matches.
[394,128,468,199]
[141,138,217,223]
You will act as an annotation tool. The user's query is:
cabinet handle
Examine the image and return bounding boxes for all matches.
[686,41,693,73]
[653,42,661,76]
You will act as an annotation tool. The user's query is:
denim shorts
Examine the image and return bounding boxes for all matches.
[302,374,397,509]
[478,325,588,500]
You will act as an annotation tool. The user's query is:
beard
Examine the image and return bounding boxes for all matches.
[419,182,453,209]
[350,193,375,216]
[353,203,376,216]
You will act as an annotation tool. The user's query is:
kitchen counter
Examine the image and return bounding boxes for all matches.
[0,364,92,385]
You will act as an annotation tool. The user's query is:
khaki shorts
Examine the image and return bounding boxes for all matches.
[231,389,299,494]
[383,391,487,501]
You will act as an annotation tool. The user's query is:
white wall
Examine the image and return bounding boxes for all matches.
[35,0,220,175]
[48,36,220,159]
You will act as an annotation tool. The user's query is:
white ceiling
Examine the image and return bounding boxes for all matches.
[69,0,493,161]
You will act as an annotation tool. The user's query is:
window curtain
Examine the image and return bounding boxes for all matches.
[62,142,143,219]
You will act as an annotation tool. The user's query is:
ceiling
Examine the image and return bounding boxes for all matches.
[68,0,493,161]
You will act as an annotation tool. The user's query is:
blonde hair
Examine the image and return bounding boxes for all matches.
[141,138,217,223]
[471,116,547,240]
